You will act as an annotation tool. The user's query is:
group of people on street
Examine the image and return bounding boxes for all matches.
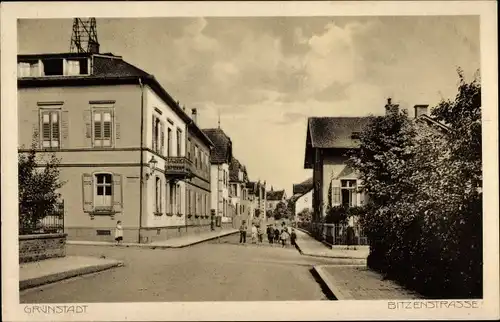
[239,221,297,248]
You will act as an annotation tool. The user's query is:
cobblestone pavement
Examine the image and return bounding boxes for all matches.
[319,265,423,300]
[20,234,346,303]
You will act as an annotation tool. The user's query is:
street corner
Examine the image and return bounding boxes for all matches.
[20,256,125,291]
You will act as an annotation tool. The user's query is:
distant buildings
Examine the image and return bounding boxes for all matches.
[202,128,233,223]
[265,188,287,213]
[246,181,267,225]
[17,52,214,243]
[290,178,313,219]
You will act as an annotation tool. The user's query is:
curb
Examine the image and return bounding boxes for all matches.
[67,230,239,249]
[312,265,355,300]
[20,261,124,291]
[162,230,239,248]
[295,240,366,262]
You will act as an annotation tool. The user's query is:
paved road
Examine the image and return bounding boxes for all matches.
[20,234,340,302]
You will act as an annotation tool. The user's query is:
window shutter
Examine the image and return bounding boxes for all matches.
[61,110,69,147]
[160,124,165,155]
[84,110,92,141]
[82,173,93,212]
[332,179,341,206]
[31,109,40,147]
[357,180,365,206]
[112,173,123,213]
[115,110,121,140]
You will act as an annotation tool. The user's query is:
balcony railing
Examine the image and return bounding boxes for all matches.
[165,156,194,178]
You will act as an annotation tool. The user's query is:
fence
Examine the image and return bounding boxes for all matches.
[304,221,368,246]
[19,201,65,235]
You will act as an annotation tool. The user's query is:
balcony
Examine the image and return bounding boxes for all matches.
[165,156,194,180]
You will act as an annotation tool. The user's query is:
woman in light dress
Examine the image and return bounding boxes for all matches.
[115,220,123,245]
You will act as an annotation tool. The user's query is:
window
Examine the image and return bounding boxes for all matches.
[176,183,181,214]
[187,139,192,160]
[176,129,182,156]
[83,172,122,214]
[341,180,357,207]
[195,145,199,168]
[152,116,160,153]
[155,176,162,213]
[41,109,60,148]
[95,173,113,210]
[43,59,63,76]
[167,128,172,156]
[198,148,202,169]
[93,109,113,147]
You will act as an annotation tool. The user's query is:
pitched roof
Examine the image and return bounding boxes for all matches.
[266,190,286,201]
[307,117,371,149]
[293,177,313,195]
[229,156,247,182]
[202,128,232,164]
[304,117,371,169]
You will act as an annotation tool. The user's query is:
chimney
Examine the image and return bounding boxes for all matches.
[384,97,399,115]
[191,108,197,124]
[413,105,429,119]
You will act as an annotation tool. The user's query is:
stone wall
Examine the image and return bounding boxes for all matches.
[19,233,67,263]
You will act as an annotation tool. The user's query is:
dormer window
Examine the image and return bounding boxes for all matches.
[18,57,90,78]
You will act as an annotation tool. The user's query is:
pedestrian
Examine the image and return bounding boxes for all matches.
[114,220,123,245]
[251,225,258,244]
[257,225,264,243]
[280,228,289,248]
[239,221,247,244]
[290,228,297,248]
[266,225,273,244]
[273,225,280,245]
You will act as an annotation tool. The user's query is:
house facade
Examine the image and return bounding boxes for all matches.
[265,188,287,213]
[290,177,313,219]
[17,52,213,244]
[246,181,267,225]
[202,128,233,223]
[303,99,448,242]
[228,157,251,221]
[303,116,371,238]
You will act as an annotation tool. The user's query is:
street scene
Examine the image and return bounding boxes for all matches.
[16,14,482,303]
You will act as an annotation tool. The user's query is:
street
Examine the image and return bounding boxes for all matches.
[20,234,340,302]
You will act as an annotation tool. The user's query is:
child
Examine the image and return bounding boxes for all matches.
[257,225,264,243]
[251,225,258,244]
[290,228,297,247]
[280,228,289,248]
[239,221,248,244]
[115,220,123,245]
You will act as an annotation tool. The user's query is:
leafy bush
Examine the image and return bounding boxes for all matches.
[349,70,482,299]
[19,140,65,233]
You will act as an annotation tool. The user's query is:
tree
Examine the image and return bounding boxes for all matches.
[273,201,287,220]
[297,208,312,222]
[19,139,64,233]
[347,69,482,298]
[266,210,273,218]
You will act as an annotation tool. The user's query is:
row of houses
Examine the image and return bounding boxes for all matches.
[17,51,274,243]
[290,98,450,243]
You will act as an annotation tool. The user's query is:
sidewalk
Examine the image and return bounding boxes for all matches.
[20,256,123,290]
[293,228,368,264]
[313,265,423,300]
[67,228,238,249]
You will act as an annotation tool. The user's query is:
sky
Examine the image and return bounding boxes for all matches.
[18,16,480,196]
